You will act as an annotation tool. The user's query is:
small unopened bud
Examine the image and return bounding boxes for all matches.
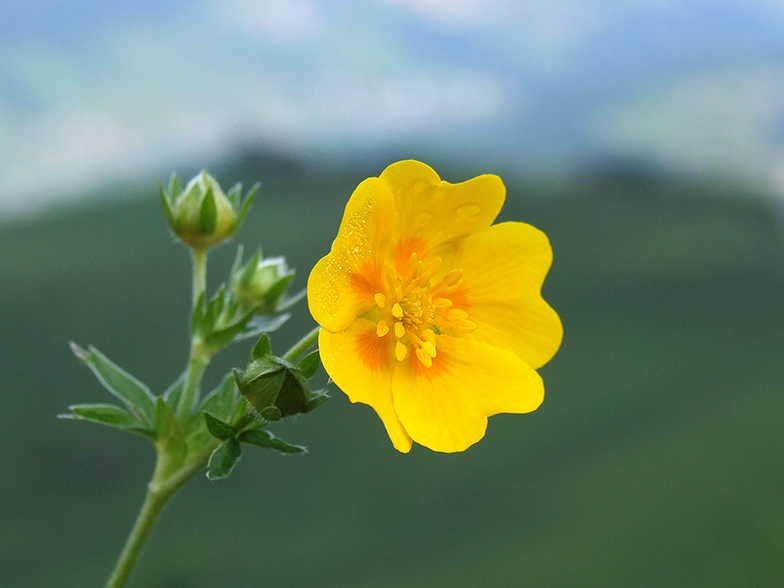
[160,171,258,250]
[232,251,295,315]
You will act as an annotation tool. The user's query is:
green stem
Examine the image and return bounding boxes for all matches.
[177,248,210,421]
[282,326,321,363]
[177,343,209,421]
[103,440,218,588]
[192,248,207,308]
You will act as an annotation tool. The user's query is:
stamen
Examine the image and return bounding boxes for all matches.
[415,346,433,368]
[448,308,469,321]
[395,341,408,361]
[394,321,406,338]
[422,328,437,344]
[376,320,390,337]
[392,303,404,318]
[374,293,386,308]
[434,297,452,309]
[421,340,437,358]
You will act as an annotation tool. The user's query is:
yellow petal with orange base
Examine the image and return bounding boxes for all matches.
[390,336,544,453]
[307,177,396,332]
[448,222,563,369]
[379,160,506,256]
[318,320,413,453]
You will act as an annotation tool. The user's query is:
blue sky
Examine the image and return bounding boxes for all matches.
[2,0,784,216]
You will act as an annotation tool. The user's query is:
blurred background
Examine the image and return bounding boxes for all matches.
[2,1,784,586]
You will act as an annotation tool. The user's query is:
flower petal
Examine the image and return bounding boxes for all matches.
[379,160,505,255]
[391,337,543,453]
[449,221,563,369]
[318,321,413,453]
[307,177,396,332]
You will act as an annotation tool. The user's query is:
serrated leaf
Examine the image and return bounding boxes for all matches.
[204,412,237,441]
[297,350,320,379]
[238,428,306,454]
[59,403,153,436]
[251,334,272,361]
[199,374,237,422]
[155,398,187,474]
[71,343,156,427]
[199,186,217,235]
[207,438,242,480]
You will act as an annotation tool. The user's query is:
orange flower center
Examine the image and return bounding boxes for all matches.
[372,252,476,368]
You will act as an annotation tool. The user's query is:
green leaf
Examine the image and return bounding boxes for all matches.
[297,350,320,379]
[59,403,153,436]
[207,438,242,480]
[168,173,183,199]
[276,288,306,311]
[204,412,237,441]
[199,374,237,422]
[246,313,291,335]
[251,334,272,360]
[70,343,156,427]
[205,306,258,350]
[204,287,226,330]
[226,182,242,208]
[238,428,306,454]
[239,248,261,285]
[236,183,260,226]
[305,389,330,413]
[155,398,187,474]
[191,292,206,336]
[159,180,175,228]
[260,406,281,421]
[199,186,217,235]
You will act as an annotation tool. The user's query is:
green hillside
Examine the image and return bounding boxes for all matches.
[1,162,783,587]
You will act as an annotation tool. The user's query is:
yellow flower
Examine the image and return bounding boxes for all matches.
[307,160,562,453]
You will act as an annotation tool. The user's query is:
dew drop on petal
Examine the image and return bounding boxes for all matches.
[456,204,481,219]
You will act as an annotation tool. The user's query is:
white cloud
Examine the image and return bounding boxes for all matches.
[592,67,784,176]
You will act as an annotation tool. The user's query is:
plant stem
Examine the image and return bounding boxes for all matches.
[177,248,210,421]
[192,248,207,308]
[282,326,321,363]
[103,440,218,588]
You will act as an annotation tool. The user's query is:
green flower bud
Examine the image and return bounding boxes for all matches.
[160,171,258,250]
[232,250,296,315]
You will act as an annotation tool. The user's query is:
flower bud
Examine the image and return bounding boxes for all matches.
[232,250,296,315]
[160,171,258,250]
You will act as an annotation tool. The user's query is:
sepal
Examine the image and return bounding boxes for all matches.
[207,438,242,480]
[238,428,306,454]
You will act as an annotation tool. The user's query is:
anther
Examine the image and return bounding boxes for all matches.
[394,321,406,339]
[374,293,386,308]
[395,341,408,361]
[376,320,390,337]
[415,347,433,368]
[392,303,404,318]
